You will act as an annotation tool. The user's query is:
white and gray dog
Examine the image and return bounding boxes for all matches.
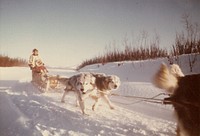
[153,63,200,136]
[58,73,96,115]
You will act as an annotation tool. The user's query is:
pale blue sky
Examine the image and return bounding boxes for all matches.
[0,0,200,67]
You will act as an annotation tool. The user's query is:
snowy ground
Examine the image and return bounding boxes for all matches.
[0,55,199,136]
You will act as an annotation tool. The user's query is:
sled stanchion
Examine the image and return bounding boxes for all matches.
[45,77,50,91]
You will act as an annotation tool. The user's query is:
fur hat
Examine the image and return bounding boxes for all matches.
[33,48,38,52]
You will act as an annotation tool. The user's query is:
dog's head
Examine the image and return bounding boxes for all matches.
[152,63,179,94]
[75,73,95,94]
[170,64,184,77]
[106,75,121,90]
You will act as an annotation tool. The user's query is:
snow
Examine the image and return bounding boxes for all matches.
[0,54,199,136]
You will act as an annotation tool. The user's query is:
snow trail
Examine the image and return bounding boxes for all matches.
[1,55,199,136]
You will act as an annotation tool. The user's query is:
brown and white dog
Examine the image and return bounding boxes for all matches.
[91,73,121,111]
[153,63,200,136]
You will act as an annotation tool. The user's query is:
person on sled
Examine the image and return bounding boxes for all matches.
[28,49,48,81]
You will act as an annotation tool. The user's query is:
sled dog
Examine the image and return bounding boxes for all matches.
[152,63,184,94]
[153,63,200,136]
[59,73,96,114]
[91,73,121,111]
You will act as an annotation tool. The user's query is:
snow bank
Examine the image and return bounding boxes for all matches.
[80,54,200,82]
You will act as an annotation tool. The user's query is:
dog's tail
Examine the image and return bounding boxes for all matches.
[152,63,178,94]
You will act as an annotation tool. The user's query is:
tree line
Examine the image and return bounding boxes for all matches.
[77,15,200,70]
[0,54,27,67]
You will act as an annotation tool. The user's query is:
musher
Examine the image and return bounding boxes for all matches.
[28,48,48,82]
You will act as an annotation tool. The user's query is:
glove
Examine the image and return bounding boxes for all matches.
[28,64,33,70]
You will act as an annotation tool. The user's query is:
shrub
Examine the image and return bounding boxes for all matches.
[77,34,168,70]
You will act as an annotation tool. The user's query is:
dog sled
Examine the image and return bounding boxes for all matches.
[31,68,63,92]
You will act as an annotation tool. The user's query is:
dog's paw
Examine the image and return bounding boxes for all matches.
[81,111,89,116]
[83,113,90,116]
[110,106,115,110]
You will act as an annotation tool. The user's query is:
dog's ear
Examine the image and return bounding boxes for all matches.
[56,75,60,79]
[105,76,112,82]
[90,76,96,84]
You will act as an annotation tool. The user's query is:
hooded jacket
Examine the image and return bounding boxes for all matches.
[28,54,44,68]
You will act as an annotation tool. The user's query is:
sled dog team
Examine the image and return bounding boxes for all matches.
[58,72,121,115]
[29,48,200,135]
